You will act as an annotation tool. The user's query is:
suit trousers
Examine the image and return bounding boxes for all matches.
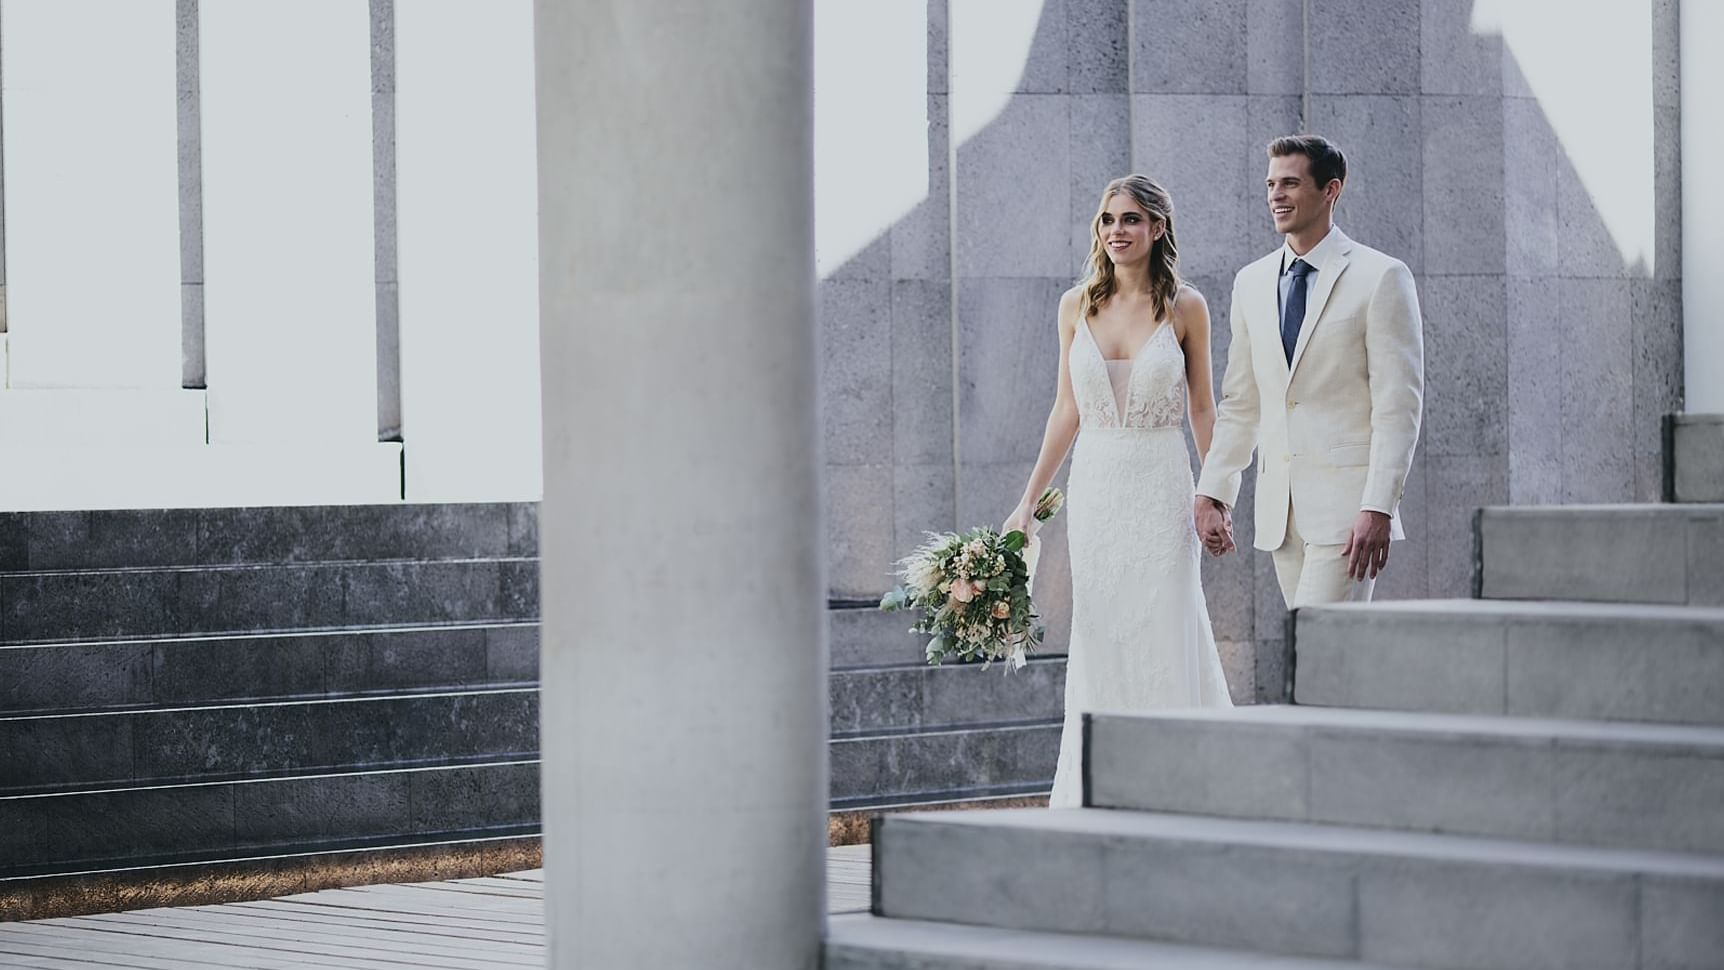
[1269,498,1376,608]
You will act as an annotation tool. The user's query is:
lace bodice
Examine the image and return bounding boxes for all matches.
[1071,318,1186,430]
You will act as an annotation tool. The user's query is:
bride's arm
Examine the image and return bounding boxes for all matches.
[1005,288,1082,533]
[1177,286,1218,460]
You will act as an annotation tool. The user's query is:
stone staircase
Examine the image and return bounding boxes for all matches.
[0,504,543,916]
[829,604,1063,813]
[0,504,1061,916]
[829,414,1724,969]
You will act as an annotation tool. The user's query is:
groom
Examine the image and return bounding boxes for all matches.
[1194,135,1424,606]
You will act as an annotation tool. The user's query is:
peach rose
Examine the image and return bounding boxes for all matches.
[991,600,1011,619]
[950,579,977,604]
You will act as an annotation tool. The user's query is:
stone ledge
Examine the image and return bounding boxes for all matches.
[1671,413,1724,503]
[872,808,1724,966]
[828,794,1048,847]
[1293,599,1724,724]
[827,914,1402,970]
[1086,708,1724,854]
[1476,504,1724,605]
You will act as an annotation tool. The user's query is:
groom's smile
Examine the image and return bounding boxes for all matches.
[1266,152,1340,240]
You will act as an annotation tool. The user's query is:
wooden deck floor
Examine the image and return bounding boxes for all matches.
[0,846,872,969]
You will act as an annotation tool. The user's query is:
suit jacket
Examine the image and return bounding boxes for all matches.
[1195,227,1424,550]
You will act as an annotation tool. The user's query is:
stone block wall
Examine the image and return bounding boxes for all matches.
[821,0,1683,703]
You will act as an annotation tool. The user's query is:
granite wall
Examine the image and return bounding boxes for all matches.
[819,0,1684,703]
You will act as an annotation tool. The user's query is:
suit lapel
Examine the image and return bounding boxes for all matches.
[1288,232,1353,377]
[1256,255,1286,378]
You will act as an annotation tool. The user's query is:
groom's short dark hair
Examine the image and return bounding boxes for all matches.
[1269,135,1347,188]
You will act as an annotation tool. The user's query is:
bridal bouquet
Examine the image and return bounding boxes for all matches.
[880,488,1065,671]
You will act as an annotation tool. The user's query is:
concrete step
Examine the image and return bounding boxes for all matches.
[0,622,538,715]
[0,688,539,794]
[0,503,535,571]
[1,679,1051,808]
[1291,599,1724,724]
[831,603,933,668]
[831,658,1064,735]
[0,557,539,644]
[831,721,1058,810]
[1671,413,1724,503]
[0,760,539,879]
[872,808,1724,969]
[826,914,1396,969]
[1085,706,1724,854]
[1477,504,1723,605]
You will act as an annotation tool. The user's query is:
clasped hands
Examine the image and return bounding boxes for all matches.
[1194,497,1394,581]
[1192,496,1235,557]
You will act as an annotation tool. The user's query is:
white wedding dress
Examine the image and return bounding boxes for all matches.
[1048,316,1233,808]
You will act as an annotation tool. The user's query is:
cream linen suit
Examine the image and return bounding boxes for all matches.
[1195,227,1424,606]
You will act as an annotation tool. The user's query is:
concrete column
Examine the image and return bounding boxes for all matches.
[1,0,181,390]
[534,1,825,968]
[200,0,378,445]
[395,0,540,502]
[1682,0,1723,412]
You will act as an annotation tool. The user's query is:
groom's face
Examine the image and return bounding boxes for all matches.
[1266,153,1334,236]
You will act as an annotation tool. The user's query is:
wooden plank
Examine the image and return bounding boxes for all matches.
[326,884,541,916]
[419,877,543,895]
[3,922,391,970]
[0,955,128,970]
[230,899,543,942]
[72,907,541,966]
[0,923,312,970]
[828,842,873,914]
[386,882,541,901]
[81,904,540,956]
[45,917,496,970]
[285,884,543,915]
[233,902,542,940]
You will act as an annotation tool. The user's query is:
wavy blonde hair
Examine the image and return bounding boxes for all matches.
[1078,175,1181,322]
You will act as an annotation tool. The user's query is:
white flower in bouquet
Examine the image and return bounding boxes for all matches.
[905,555,944,598]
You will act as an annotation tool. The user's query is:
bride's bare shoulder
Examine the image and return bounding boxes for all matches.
[1173,280,1207,305]
[1172,282,1210,317]
[1059,284,1084,312]
[1170,283,1211,339]
[1057,285,1084,331]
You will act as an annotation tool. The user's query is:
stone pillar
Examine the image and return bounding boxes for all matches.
[1682,0,1723,412]
[533,1,826,967]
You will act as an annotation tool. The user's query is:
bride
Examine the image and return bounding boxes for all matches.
[1002,174,1234,808]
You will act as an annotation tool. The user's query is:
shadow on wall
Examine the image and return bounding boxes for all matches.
[815,0,1682,700]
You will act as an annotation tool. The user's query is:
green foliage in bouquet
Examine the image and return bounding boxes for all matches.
[880,488,1064,670]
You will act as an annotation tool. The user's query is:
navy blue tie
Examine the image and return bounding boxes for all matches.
[1281,258,1313,364]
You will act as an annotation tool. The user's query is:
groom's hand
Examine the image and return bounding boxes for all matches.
[1193,496,1234,556]
[1342,510,1392,581]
